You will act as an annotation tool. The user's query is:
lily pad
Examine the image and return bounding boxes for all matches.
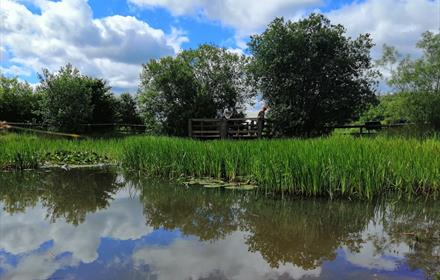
[224,184,258,190]
[184,177,258,191]
[203,183,224,188]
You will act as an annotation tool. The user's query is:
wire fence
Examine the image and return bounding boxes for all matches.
[0,121,147,138]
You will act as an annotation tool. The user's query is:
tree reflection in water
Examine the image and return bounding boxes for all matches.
[0,168,121,225]
[0,169,439,279]
[378,200,440,279]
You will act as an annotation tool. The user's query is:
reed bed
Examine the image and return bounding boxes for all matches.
[122,136,440,199]
[1,133,439,199]
[0,133,124,169]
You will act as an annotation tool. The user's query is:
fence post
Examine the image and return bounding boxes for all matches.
[220,119,227,139]
[257,119,263,139]
[188,119,192,138]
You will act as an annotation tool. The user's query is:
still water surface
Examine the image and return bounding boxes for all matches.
[0,168,439,280]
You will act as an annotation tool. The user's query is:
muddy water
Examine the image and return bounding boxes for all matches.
[0,168,439,280]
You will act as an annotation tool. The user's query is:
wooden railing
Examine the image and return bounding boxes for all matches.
[188,118,271,139]
[188,119,414,139]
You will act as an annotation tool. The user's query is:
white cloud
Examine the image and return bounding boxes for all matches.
[325,0,440,58]
[343,220,411,271]
[0,65,32,76]
[0,0,188,92]
[0,188,153,279]
[129,0,322,35]
[130,0,439,57]
[133,231,322,280]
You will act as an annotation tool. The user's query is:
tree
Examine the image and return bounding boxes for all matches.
[377,31,440,130]
[38,64,94,132]
[383,31,440,93]
[0,75,41,122]
[138,44,253,136]
[359,93,408,124]
[87,78,118,125]
[38,64,118,132]
[248,14,379,137]
[115,93,142,125]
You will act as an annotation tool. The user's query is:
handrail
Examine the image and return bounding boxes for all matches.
[5,122,146,127]
[1,121,82,138]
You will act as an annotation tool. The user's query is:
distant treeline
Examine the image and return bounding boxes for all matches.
[1,13,438,136]
[0,66,143,133]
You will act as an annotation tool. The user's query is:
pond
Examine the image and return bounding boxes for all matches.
[0,168,439,280]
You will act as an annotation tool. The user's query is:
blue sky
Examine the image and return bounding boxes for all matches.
[1,0,439,93]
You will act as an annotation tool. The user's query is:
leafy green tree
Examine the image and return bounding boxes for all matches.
[38,64,94,132]
[0,75,41,122]
[87,78,117,125]
[38,64,118,132]
[360,93,408,124]
[115,93,142,124]
[249,14,379,136]
[377,31,440,130]
[138,44,253,136]
[383,31,440,93]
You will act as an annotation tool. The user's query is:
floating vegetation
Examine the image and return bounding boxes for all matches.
[0,133,122,170]
[43,150,111,165]
[184,178,258,190]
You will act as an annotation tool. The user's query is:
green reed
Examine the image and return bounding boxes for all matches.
[1,133,439,199]
[0,133,124,169]
[122,136,440,199]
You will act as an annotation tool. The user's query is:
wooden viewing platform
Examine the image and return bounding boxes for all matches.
[188,118,271,139]
[188,119,413,139]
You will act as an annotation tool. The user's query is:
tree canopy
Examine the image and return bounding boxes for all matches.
[37,64,121,132]
[138,44,253,136]
[248,14,379,136]
[0,75,40,122]
[371,31,440,130]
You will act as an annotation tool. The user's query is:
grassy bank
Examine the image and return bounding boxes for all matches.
[0,133,124,169]
[122,136,439,199]
[1,133,439,199]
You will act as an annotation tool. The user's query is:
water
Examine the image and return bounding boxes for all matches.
[0,169,439,280]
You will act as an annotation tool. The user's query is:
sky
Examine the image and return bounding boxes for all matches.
[1,0,439,94]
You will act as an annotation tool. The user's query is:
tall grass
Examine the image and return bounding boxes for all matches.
[0,133,124,169]
[1,133,439,199]
[122,136,440,199]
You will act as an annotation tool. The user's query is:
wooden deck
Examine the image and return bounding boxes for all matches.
[188,118,271,139]
[188,119,413,139]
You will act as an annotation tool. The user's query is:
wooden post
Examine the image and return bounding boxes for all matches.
[257,119,263,139]
[220,119,227,139]
[188,119,192,138]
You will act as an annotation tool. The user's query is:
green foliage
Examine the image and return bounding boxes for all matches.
[87,78,118,126]
[383,31,440,93]
[360,93,408,124]
[121,136,440,200]
[248,14,379,136]
[38,64,94,132]
[43,150,110,165]
[0,133,123,170]
[138,44,253,136]
[403,91,440,130]
[2,134,439,199]
[376,31,440,131]
[38,64,119,133]
[0,74,41,122]
[115,93,142,124]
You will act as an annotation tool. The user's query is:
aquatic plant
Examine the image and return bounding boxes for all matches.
[1,133,439,199]
[0,133,123,169]
[122,136,440,199]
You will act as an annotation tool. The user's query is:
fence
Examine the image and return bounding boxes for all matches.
[188,118,271,139]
